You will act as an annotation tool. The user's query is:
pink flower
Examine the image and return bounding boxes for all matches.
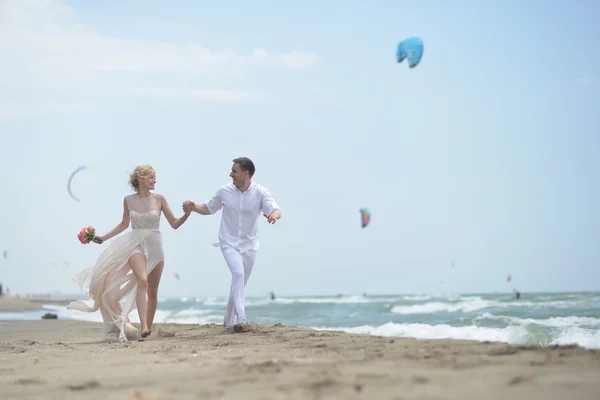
[77,226,97,244]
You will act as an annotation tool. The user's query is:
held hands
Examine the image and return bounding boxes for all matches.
[182,200,195,214]
[263,209,281,224]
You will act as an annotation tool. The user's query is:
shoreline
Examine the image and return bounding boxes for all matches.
[1,320,599,399]
[0,296,76,312]
[1,295,599,351]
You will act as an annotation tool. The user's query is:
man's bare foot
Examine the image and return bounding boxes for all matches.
[233,323,247,333]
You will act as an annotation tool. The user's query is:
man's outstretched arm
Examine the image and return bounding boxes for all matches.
[193,203,211,215]
[183,201,212,215]
[183,191,222,216]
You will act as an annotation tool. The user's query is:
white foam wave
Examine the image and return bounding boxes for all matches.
[550,326,600,349]
[202,298,227,306]
[42,304,104,323]
[170,309,212,317]
[315,322,525,343]
[400,295,433,301]
[201,298,272,307]
[474,313,600,328]
[314,321,600,349]
[391,298,489,314]
[391,298,589,315]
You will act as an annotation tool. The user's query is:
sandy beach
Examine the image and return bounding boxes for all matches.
[1,308,599,400]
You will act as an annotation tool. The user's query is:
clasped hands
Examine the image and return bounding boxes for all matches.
[182,200,195,214]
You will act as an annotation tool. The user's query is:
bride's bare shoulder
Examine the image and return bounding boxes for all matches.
[152,192,169,203]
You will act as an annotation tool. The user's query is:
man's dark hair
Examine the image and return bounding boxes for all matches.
[232,157,255,177]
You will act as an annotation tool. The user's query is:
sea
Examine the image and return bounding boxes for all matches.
[3,291,600,350]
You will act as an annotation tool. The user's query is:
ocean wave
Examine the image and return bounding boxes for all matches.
[4,299,599,350]
[390,298,594,315]
[474,313,600,328]
[191,295,404,306]
[314,321,600,349]
[390,298,490,314]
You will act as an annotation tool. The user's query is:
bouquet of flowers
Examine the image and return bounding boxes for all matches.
[77,226,103,244]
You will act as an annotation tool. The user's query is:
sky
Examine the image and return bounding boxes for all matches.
[0,0,599,298]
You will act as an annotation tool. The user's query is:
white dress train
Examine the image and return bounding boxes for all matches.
[67,193,165,341]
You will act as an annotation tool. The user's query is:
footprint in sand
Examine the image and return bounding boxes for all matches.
[14,377,45,385]
[67,381,100,391]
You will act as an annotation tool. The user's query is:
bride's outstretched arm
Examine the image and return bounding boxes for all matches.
[159,194,191,229]
[98,197,130,242]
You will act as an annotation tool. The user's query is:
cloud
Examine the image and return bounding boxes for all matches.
[0,0,317,113]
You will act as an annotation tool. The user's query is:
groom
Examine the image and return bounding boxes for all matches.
[183,157,281,332]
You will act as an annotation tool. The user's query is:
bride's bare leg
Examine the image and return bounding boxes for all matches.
[128,253,150,337]
[146,262,164,335]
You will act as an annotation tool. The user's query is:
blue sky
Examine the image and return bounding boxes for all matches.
[0,0,598,298]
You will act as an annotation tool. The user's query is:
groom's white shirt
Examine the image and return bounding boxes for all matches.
[205,182,280,253]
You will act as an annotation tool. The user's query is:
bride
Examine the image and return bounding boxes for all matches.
[67,165,191,341]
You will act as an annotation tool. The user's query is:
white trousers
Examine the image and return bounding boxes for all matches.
[221,246,257,327]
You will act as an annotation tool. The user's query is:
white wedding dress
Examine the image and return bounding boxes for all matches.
[67,193,164,341]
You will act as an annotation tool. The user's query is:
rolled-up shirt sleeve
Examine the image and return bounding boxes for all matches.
[205,189,223,214]
[260,189,280,215]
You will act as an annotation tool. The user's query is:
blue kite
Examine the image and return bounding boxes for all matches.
[396,37,424,68]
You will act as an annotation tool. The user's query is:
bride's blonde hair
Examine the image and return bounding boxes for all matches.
[129,165,155,191]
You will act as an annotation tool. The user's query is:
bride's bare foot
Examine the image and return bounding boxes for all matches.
[141,326,150,338]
